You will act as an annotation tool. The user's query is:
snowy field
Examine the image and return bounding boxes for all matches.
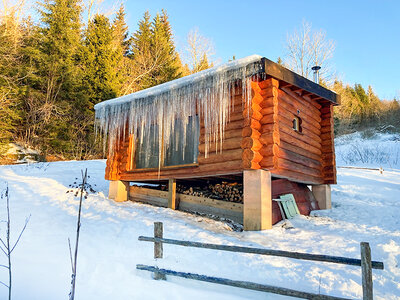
[0,134,399,299]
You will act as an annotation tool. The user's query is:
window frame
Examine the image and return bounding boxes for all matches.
[292,115,303,133]
[127,116,200,172]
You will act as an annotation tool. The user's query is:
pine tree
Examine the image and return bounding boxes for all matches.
[128,11,154,91]
[150,10,182,85]
[24,0,84,155]
[83,14,119,106]
[112,4,131,56]
[0,10,23,147]
[112,4,132,95]
[197,53,212,72]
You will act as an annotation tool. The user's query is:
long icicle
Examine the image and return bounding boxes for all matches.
[94,55,264,165]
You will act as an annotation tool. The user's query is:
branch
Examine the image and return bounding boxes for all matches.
[10,214,30,254]
[68,238,74,274]
[0,238,8,255]
[0,280,8,289]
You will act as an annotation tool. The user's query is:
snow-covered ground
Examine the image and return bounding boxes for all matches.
[335,132,400,169]
[0,134,399,299]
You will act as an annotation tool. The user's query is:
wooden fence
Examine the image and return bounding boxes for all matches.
[137,222,384,300]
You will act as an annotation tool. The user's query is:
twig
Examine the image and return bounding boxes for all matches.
[69,168,88,300]
[68,238,74,274]
[0,281,9,289]
[10,215,31,254]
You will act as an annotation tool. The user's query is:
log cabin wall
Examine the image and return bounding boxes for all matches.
[108,86,247,182]
[252,77,332,185]
[319,100,337,184]
[273,84,324,184]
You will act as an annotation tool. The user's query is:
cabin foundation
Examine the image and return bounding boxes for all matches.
[109,180,129,202]
[312,184,331,209]
[243,169,272,231]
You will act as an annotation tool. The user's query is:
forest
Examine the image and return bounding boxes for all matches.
[0,0,399,162]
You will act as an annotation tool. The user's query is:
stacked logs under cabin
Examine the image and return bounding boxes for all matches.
[96,55,340,231]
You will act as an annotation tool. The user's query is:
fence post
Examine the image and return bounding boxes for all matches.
[153,222,165,280]
[361,242,373,300]
[154,222,163,258]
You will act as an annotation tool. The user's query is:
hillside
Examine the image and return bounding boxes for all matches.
[0,134,398,299]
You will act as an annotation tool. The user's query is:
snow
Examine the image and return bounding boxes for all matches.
[335,132,400,169]
[4,143,40,163]
[0,134,398,299]
[94,54,264,159]
[94,55,263,111]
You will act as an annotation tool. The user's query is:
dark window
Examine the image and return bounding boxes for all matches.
[164,115,200,166]
[134,115,200,169]
[293,116,302,133]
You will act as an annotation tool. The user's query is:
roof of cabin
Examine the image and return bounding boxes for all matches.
[94,55,339,111]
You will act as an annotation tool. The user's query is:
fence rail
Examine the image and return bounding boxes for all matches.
[137,222,384,300]
[138,236,384,269]
[137,264,351,300]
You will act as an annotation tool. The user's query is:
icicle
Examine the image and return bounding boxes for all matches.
[94,55,264,167]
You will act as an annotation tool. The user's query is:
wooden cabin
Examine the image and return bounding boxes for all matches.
[94,55,340,230]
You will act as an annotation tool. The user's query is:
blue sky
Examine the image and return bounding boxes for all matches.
[120,0,399,100]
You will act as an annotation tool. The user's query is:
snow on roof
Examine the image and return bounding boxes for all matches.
[94,54,263,111]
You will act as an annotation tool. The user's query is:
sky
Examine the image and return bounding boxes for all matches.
[116,0,399,100]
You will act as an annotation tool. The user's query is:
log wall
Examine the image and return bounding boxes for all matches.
[318,100,337,184]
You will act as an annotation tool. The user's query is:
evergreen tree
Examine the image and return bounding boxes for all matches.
[128,11,154,91]
[112,4,131,56]
[83,14,119,106]
[24,0,83,155]
[0,11,23,147]
[112,4,132,95]
[150,10,182,85]
[128,10,182,91]
[197,53,212,72]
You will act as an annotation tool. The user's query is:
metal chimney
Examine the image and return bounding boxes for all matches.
[311,66,321,83]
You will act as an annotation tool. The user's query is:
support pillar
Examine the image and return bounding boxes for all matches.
[108,180,129,202]
[312,184,331,209]
[168,178,177,210]
[243,169,272,231]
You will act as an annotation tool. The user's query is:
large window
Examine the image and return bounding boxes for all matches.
[134,115,200,169]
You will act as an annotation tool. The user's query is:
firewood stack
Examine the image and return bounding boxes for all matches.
[176,182,243,203]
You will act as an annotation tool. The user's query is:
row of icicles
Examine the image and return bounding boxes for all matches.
[95,59,264,170]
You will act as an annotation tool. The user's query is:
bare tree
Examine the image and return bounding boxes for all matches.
[68,169,92,300]
[0,185,30,300]
[284,20,336,84]
[184,27,215,73]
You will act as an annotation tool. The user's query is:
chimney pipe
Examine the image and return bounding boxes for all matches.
[311,66,321,84]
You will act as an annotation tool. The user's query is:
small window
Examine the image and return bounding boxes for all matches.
[293,116,302,133]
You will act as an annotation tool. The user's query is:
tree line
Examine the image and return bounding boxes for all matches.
[0,0,212,160]
[332,81,400,135]
[281,20,400,136]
